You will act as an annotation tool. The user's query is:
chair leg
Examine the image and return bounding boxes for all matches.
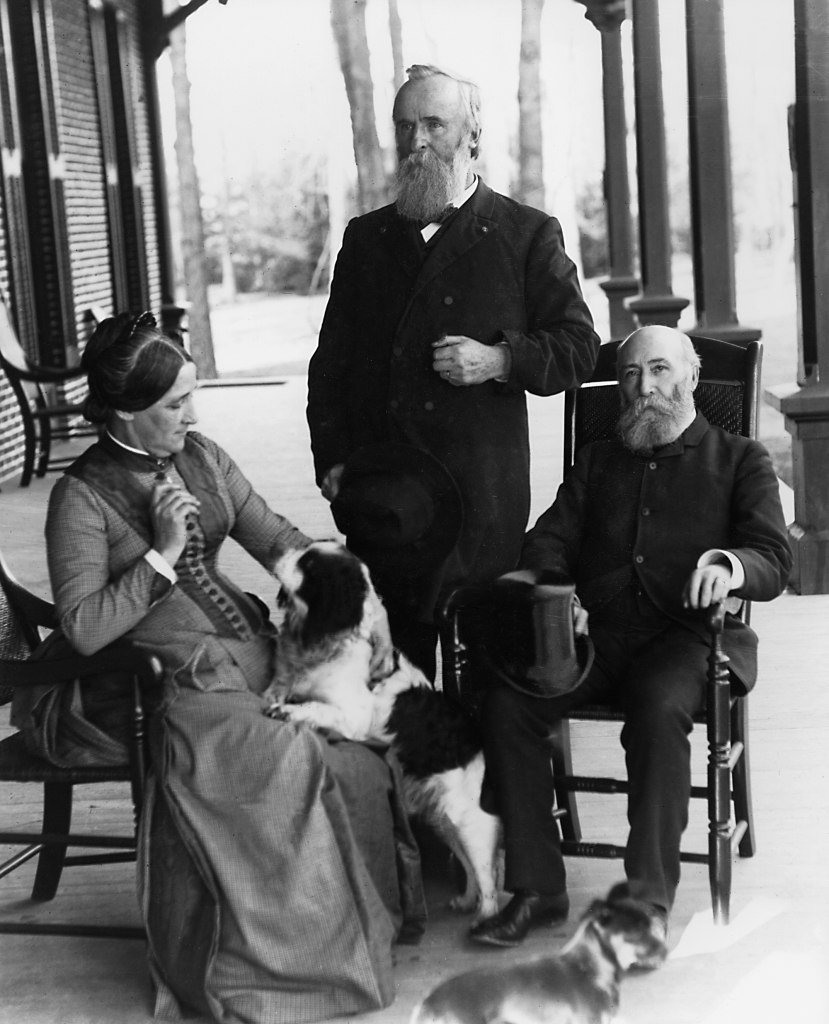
[31,782,73,902]
[549,718,582,843]
[708,621,733,925]
[731,696,756,858]
[35,405,52,478]
[18,407,37,488]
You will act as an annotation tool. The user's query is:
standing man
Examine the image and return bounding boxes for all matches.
[471,326,791,951]
[307,64,599,678]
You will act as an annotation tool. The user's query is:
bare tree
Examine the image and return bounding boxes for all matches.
[167,7,217,377]
[388,0,405,92]
[330,0,389,214]
[517,0,546,211]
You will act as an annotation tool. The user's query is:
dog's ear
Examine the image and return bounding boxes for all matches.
[296,547,369,646]
[283,592,309,635]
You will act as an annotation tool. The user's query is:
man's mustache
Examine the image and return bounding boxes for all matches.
[399,149,451,172]
[622,392,676,419]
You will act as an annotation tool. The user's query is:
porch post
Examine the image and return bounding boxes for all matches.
[685,0,760,344]
[142,1,187,337]
[767,0,829,594]
[626,0,689,328]
[582,4,639,340]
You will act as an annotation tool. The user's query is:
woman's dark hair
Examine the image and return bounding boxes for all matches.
[81,311,193,425]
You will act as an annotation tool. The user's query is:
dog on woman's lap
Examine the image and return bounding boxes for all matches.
[264,540,501,923]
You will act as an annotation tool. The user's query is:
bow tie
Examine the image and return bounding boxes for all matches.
[421,205,457,229]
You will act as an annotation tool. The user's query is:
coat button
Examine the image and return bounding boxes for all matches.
[482,226,489,233]
[390,399,399,409]
[443,296,453,305]
[649,462,657,470]
[642,508,650,517]
[635,555,644,564]
[392,346,402,356]
[424,401,434,411]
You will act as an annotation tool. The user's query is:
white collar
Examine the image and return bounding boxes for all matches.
[106,429,152,458]
[421,175,479,241]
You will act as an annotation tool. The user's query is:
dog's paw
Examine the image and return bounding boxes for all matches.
[447,892,479,915]
[279,703,320,728]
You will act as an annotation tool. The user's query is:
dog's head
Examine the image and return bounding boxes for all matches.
[582,885,668,973]
[274,541,372,648]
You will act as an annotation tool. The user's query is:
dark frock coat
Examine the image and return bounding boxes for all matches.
[519,413,793,689]
[307,180,600,615]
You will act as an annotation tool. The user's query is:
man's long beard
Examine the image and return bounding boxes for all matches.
[395,144,471,223]
[617,381,696,455]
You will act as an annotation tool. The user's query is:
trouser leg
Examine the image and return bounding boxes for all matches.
[617,629,708,913]
[479,664,609,896]
[479,683,566,894]
[385,611,438,683]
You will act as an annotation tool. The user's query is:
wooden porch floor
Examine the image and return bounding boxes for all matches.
[1,379,827,1024]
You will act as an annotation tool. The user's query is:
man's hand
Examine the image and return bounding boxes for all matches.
[573,602,589,637]
[321,463,345,502]
[432,336,511,385]
[682,563,732,610]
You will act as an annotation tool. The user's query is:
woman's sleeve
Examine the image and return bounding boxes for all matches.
[47,475,172,655]
[198,435,314,569]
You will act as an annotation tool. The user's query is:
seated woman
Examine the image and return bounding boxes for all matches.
[11,312,423,1024]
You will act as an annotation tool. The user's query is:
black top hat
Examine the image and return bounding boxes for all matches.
[330,443,464,576]
[477,572,594,698]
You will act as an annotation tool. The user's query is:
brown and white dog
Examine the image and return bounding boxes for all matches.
[265,540,502,922]
[410,885,669,1024]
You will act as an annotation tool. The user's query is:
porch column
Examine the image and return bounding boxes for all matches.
[627,0,689,328]
[142,4,187,337]
[767,0,829,594]
[582,3,639,340]
[685,0,760,344]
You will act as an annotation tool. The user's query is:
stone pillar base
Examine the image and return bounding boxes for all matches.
[627,293,690,329]
[767,381,829,594]
[787,522,829,595]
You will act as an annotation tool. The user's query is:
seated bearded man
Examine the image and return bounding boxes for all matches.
[471,325,792,953]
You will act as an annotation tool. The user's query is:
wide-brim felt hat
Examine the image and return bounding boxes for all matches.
[330,442,464,576]
[477,572,594,698]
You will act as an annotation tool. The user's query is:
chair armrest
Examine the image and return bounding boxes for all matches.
[0,640,164,690]
[436,584,500,625]
[2,587,58,631]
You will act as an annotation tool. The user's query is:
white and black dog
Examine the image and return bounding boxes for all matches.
[265,540,501,922]
[410,884,668,1024]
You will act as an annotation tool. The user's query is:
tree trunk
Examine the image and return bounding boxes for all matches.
[517,0,546,211]
[330,0,388,214]
[388,0,405,92]
[167,9,217,377]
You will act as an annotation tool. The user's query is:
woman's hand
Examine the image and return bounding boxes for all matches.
[149,478,200,567]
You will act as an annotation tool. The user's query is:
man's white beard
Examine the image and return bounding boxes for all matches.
[395,144,472,223]
[617,381,696,455]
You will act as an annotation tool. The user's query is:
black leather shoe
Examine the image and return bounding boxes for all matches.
[469,890,569,947]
